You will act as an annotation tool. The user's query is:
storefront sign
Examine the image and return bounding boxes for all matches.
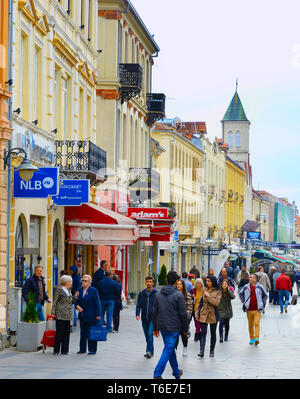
[52,179,90,206]
[202,249,221,256]
[128,207,168,219]
[13,167,59,198]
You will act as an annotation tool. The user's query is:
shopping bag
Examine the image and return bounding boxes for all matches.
[89,322,107,341]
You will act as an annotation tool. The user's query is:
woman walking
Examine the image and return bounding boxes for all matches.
[218,279,235,343]
[191,278,204,342]
[51,275,79,355]
[196,275,221,358]
[75,274,101,355]
[175,279,193,356]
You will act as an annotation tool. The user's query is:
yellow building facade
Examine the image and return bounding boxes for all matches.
[8,0,99,325]
[224,156,246,244]
[152,122,205,274]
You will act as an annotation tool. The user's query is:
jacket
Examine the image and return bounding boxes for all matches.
[70,265,81,295]
[97,277,121,301]
[91,267,106,287]
[152,285,189,333]
[239,283,267,312]
[183,278,193,293]
[237,270,250,288]
[285,271,295,286]
[275,274,292,292]
[295,271,300,285]
[75,286,101,323]
[256,271,271,292]
[273,272,281,291]
[189,266,200,279]
[51,287,77,321]
[185,292,193,319]
[217,288,235,319]
[196,288,221,324]
[22,274,49,305]
[136,288,158,322]
[227,266,235,280]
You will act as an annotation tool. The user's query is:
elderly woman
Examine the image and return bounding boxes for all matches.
[51,275,78,355]
[75,274,101,355]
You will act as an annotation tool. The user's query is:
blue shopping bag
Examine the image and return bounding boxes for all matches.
[89,322,107,341]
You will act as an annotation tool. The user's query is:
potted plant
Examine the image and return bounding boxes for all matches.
[158,264,168,287]
[17,291,46,352]
[129,291,137,300]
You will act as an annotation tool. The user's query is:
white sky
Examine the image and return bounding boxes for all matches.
[135,0,300,210]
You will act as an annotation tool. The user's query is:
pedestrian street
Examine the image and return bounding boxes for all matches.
[0,295,299,379]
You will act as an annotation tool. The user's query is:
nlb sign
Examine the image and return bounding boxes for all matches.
[128,207,168,219]
[13,167,59,198]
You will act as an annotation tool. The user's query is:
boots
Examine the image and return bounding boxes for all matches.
[220,331,223,343]
[198,337,205,358]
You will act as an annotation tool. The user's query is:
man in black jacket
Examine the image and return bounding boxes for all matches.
[152,271,189,379]
[22,265,50,321]
[136,276,158,358]
[92,260,108,287]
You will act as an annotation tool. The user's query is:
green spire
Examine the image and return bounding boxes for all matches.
[222,91,249,122]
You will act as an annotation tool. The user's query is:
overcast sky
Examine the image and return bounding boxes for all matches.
[135,0,300,210]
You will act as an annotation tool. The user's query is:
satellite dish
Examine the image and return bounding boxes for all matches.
[172,117,182,130]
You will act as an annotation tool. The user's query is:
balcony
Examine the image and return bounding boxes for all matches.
[55,140,107,186]
[129,168,160,204]
[145,93,166,127]
[119,63,143,104]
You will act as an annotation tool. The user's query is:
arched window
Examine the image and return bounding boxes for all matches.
[228,131,233,147]
[236,131,241,147]
[16,217,24,249]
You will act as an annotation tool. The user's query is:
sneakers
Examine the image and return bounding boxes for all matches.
[249,339,255,345]
[284,306,288,313]
[254,339,259,345]
[145,353,153,359]
[209,350,214,357]
[182,347,188,357]
[280,311,283,314]
[176,370,183,379]
[198,351,204,358]
[153,376,163,379]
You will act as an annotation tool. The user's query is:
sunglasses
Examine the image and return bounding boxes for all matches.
[82,280,89,282]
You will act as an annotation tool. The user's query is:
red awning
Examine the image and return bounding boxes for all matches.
[65,203,139,246]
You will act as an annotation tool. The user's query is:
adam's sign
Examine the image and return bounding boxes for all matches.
[128,208,168,219]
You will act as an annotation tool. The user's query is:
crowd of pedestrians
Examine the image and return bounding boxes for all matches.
[20,258,299,373]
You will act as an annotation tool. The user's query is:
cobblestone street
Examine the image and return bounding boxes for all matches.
[0,295,300,379]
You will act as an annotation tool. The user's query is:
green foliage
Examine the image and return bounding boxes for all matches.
[23,291,40,323]
[158,264,167,286]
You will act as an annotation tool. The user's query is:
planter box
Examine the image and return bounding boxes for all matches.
[17,321,46,352]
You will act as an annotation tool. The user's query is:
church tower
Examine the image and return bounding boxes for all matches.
[221,88,253,223]
[222,89,250,167]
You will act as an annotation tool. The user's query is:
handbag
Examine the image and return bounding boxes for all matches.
[89,321,107,341]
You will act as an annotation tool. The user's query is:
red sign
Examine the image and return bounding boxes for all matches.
[128,208,168,220]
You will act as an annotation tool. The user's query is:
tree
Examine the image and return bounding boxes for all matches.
[23,291,40,323]
[158,264,167,286]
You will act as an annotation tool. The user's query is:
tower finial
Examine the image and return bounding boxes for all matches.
[235,77,238,92]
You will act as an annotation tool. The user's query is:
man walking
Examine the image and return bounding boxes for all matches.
[275,267,292,314]
[273,268,281,305]
[92,260,108,287]
[239,273,267,345]
[182,272,193,293]
[152,271,189,379]
[256,266,271,305]
[136,276,158,358]
[96,271,121,332]
[22,265,51,321]
[217,268,235,290]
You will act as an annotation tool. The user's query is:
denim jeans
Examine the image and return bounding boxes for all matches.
[73,305,77,326]
[273,291,279,305]
[153,331,180,378]
[36,303,45,321]
[141,319,154,355]
[279,290,290,312]
[100,300,115,332]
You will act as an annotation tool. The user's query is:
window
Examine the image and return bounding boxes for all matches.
[228,131,233,147]
[20,35,24,111]
[33,46,41,120]
[15,218,24,249]
[54,68,58,129]
[236,131,241,147]
[29,216,41,248]
[79,87,84,139]
[87,95,91,139]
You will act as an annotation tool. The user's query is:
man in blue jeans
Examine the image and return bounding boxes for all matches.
[97,271,121,332]
[136,276,158,358]
[152,271,189,379]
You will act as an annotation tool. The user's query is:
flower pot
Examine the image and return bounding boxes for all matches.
[17,321,46,352]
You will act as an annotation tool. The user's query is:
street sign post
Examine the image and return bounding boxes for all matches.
[52,179,90,206]
[13,167,59,198]
[202,249,221,256]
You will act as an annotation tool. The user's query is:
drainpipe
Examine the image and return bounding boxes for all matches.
[6,0,14,334]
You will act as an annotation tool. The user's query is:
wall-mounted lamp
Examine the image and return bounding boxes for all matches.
[4,148,39,181]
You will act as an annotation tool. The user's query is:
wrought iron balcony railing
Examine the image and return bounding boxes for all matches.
[129,167,160,204]
[145,93,166,127]
[55,140,107,186]
[119,63,143,104]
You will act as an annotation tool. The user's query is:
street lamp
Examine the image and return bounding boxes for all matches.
[4,148,39,181]
[205,235,215,273]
